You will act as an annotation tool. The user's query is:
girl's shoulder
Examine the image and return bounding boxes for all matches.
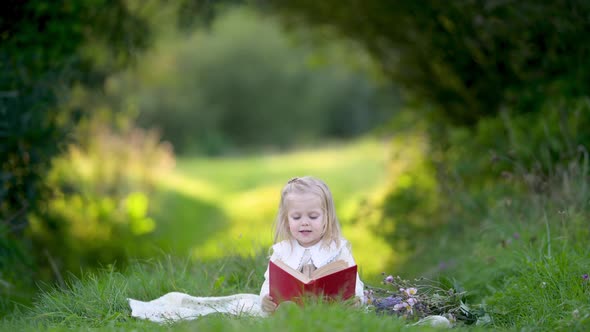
[338,237,351,248]
[268,240,296,264]
[271,240,292,254]
[327,237,351,251]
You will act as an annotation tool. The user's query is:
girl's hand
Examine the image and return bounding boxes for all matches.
[261,295,278,313]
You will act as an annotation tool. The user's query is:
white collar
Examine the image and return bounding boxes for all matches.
[272,238,345,269]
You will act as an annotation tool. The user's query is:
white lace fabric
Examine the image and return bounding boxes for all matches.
[128,292,267,323]
[299,248,316,277]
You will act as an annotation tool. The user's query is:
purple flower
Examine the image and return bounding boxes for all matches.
[513,232,520,240]
[404,287,418,296]
[393,302,413,314]
[385,275,394,283]
[374,296,403,312]
[583,274,589,280]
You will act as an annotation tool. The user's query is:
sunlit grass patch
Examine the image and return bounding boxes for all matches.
[201,184,280,256]
[156,137,395,276]
[157,172,221,202]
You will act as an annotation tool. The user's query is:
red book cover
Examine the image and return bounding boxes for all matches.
[269,259,357,304]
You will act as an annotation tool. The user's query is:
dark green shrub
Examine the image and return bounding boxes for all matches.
[272,1,590,126]
[0,223,35,315]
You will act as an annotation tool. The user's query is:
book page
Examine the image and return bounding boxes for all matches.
[311,260,349,279]
[273,259,311,283]
[273,259,351,283]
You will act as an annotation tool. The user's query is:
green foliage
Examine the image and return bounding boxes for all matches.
[377,135,441,253]
[375,110,590,329]
[272,1,590,125]
[0,223,36,314]
[377,99,590,262]
[29,120,175,280]
[118,7,394,154]
[1,0,150,231]
[440,98,590,187]
[433,158,590,330]
[431,99,590,240]
[1,1,152,312]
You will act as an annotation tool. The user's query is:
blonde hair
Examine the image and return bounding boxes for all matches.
[273,176,341,248]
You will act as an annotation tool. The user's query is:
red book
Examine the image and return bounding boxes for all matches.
[269,259,357,304]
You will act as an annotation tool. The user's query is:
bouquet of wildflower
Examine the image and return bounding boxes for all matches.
[365,274,482,326]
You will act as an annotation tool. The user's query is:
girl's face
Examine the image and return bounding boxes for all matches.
[286,192,325,247]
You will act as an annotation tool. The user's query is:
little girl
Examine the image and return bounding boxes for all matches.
[128,176,364,322]
[260,176,365,313]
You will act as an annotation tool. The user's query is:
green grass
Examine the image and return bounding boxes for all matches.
[149,137,395,279]
[0,254,487,332]
[3,137,590,330]
[150,189,229,255]
[392,162,590,330]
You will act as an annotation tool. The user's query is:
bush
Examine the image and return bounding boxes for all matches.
[0,223,36,315]
[376,98,590,272]
[117,7,394,155]
[29,119,175,280]
[272,1,590,127]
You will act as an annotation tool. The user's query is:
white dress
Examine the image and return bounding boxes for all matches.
[128,238,364,322]
[259,238,365,301]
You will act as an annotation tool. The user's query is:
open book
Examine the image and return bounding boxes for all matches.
[269,259,357,304]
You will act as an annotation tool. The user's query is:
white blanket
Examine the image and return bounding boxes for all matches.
[128,292,451,328]
[128,292,267,323]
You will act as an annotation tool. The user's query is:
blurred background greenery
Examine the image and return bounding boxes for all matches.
[2,0,589,321]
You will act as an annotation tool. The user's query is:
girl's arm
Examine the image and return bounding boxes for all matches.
[260,247,282,313]
[259,265,270,298]
[260,244,284,298]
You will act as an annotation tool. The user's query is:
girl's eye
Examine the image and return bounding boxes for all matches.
[310,215,319,219]
[292,215,301,220]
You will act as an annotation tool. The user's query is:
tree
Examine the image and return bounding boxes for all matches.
[1,0,149,235]
[271,0,590,125]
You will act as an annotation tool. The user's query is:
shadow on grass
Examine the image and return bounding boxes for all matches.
[151,190,228,255]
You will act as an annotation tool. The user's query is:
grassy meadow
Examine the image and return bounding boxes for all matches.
[2,136,590,331]
[150,137,396,281]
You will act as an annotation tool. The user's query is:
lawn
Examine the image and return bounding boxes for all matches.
[150,137,396,281]
[4,136,589,331]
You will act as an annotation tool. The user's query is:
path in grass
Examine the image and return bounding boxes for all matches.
[152,137,398,280]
